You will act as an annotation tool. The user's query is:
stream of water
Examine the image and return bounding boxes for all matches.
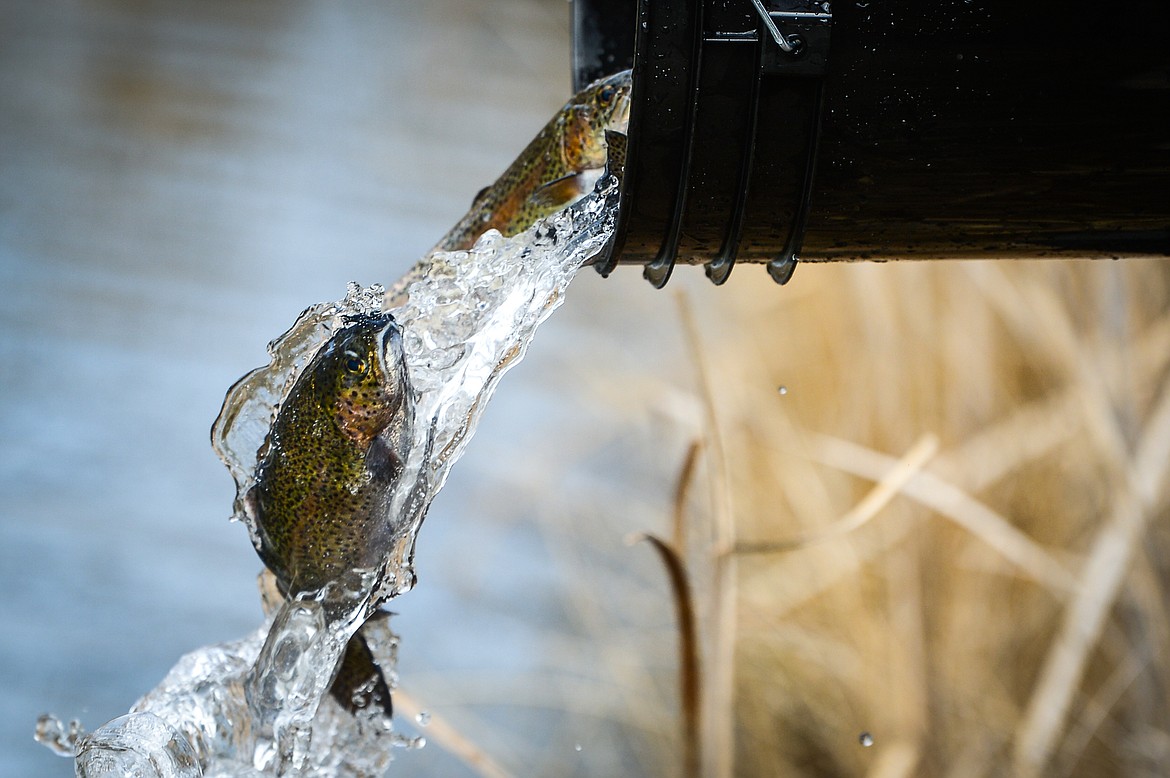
[36,173,622,777]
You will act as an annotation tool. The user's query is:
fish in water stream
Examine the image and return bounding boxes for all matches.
[435,69,632,251]
[245,311,412,718]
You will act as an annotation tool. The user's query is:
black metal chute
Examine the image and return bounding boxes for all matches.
[574,0,832,287]
[574,0,1170,285]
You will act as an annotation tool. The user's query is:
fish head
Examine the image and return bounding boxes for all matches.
[562,71,633,170]
[587,71,633,132]
[316,313,408,444]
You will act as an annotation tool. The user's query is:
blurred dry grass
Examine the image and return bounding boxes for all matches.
[680,258,1170,777]
[408,257,1170,778]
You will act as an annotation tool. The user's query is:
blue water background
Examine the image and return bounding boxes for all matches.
[0,1,703,774]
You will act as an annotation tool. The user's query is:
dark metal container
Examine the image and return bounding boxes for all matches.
[573,0,1170,286]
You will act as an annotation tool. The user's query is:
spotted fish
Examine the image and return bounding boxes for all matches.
[435,69,632,252]
[246,312,412,717]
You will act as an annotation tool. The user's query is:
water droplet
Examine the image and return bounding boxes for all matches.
[777,386,788,396]
[574,743,583,752]
[415,711,431,727]
[35,714,85,757]
[533,223,559,246]
[859,731,875,747]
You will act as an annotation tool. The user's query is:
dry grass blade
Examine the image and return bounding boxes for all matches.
[939,305,1170,491]
[673,439,703,557]
[393,688,513,778]
[1055,653,1145,778]
[673,292,733,551]
[675,290,736,778]
[1013,377,1170,776]
[937,391,1081,491]
[633,533,701,778]
[736,433,938,553]
[808,433,1077,593]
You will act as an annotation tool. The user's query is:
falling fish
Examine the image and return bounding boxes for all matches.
[245,311,412,718]
[435,69,632,252]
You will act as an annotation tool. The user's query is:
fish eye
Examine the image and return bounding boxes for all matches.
[344,351,367,374]
[599,86,615,106]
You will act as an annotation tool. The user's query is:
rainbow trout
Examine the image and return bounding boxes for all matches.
[435,69,632,252]
[245,311,412,717]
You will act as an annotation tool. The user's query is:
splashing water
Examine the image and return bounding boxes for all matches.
[38,174,622,777]
[40,606,410,778]
[34,714,84,757]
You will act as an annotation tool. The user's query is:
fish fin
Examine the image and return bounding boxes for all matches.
[244,485,280,576]
[470,185,490,207]
[243,485,260,526]
[530,174,586,208]
[604,130,628,178]
[330,622,393,719]
[366,435,404,484]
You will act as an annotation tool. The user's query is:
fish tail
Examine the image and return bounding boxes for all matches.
[329,618,394,719]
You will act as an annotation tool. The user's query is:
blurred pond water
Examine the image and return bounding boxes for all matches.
[0,1,702,775]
